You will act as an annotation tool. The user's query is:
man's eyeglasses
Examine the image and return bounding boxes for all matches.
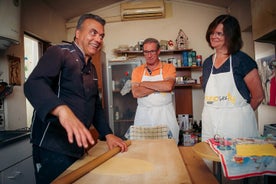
[143,50,157,55]
[210,32,224,38]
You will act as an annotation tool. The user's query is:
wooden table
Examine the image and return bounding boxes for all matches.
[179,146,219,184]
[57,139,192,184]
[192,142,220,162]
[192,142,222,182]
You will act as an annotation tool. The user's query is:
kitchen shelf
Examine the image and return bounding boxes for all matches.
[175,84,202,89]
[115,49,193,57]
[175,66,202,89]
[176,66,202,70]
[173,57,202,115]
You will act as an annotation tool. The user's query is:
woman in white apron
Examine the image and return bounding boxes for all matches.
[134,66,179,143]
[202,15,264,141]
[202,55,259,141]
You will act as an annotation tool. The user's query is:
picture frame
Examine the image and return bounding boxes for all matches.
[8,55,21,86]
[257,54,275,106]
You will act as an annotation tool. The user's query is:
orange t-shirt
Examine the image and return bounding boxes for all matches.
[131,62,176,83]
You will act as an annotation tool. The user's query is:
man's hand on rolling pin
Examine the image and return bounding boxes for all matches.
[51,105,95,148]
[106,134,128,152]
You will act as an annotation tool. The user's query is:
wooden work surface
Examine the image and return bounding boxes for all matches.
[192,142,220,162]
[179,146,219,184]
[58,139,192,184]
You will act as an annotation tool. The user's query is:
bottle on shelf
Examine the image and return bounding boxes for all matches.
[182,52,188,66]
[120,71,131,89]
[191,51,197,66]
[178,129,184,146]
[196,55,202,66]
[198,120,202,142]
[198,120,202,132]
[188,52,192,66]
[114,106,120,120]
[188,114,193,130]
[192,120,199,132]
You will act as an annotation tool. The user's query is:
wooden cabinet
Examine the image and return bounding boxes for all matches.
[92,51,104,91]
[92,51,106,107]
[251,0,276,42]
[0,138,35,184]
[174,66,202,115]
[1,156,34,184]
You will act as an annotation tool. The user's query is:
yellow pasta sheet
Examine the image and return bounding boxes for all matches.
[236,144,276,157]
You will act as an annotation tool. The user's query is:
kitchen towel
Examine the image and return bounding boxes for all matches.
[207,137,276,180]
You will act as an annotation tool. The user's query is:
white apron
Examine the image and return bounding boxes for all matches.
[202,55,259,141]
[134,67,179,143]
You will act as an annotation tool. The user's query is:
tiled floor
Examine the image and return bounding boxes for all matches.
[203,159,275,184]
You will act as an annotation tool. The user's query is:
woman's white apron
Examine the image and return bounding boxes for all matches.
[134,67,179,143]
[202,55,259,141]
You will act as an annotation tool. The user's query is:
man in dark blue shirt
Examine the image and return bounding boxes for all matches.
[24,14,128,184]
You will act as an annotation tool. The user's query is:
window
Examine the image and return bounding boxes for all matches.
[23,33,50,127]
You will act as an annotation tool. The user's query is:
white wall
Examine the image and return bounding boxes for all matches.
[1,0,255,129]
[22,0,67,44]
[90,1,226,60]
[67,0,255,121]
[69,0,225,122]
[67,0,254,121]
[0,0,67,130]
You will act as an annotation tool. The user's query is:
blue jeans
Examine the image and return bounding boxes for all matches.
[32,145,77,184]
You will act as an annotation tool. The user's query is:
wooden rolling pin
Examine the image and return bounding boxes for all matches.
[52,140,131,184]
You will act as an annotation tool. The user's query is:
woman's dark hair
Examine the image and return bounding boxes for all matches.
[142,38,160,50]
[76,13,106,29]
[206,14,243,54]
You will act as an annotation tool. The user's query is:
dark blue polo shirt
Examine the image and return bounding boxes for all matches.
[202,51,258,103]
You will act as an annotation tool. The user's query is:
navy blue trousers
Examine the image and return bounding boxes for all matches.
[32,145,77,184]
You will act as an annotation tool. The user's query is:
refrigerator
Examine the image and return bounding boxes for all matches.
[102,59,143,139]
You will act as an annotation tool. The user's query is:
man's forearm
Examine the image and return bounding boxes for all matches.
[132,85,155,98]
[140,79,175,92]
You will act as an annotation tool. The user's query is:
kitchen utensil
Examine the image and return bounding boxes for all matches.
[52,140,131,184]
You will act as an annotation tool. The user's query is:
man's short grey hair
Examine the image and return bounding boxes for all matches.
[76,13,106,29]
[143,38,160,50]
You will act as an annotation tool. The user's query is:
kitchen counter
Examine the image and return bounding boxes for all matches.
[55,139,192,184]
[0,130,31,148]
[0,130,35,183]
